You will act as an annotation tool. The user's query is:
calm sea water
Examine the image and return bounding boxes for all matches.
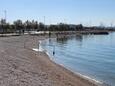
[41,32,115,86]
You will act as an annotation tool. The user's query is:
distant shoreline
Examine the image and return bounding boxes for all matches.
[0,29,113,37]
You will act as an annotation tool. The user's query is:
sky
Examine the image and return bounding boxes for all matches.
[0,0,115,26]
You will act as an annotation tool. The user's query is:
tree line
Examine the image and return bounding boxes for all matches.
[0,19,113,34]
[0,19,39,34]
[0,19,85,34]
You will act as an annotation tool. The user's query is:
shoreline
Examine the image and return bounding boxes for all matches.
[33,47,103,85]
[0,35,106,86]
[33,39,104,86]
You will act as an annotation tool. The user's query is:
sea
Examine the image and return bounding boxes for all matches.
[40,32,115,86]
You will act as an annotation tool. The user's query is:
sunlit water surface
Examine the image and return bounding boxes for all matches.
[41,32,115,86]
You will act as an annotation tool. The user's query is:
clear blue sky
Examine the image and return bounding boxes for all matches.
[0,0,115,26]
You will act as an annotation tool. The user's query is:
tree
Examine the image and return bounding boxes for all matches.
[31,20,38,31]
[0,19,6,33]
[48,25,58,31]
[24,20,32,32]
[13,20,24,34]
[76,24,83,31]
[58,23,69,31]
[38,22,45,31]
[34,21,39,30]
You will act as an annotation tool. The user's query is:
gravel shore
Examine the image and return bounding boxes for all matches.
[0,35,103,86]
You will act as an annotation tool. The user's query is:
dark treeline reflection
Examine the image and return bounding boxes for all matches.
[56,35,83,45]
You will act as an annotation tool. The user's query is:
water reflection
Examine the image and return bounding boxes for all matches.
[56,35,83,47]
[42,32,115,86]
[75,35,83,42]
